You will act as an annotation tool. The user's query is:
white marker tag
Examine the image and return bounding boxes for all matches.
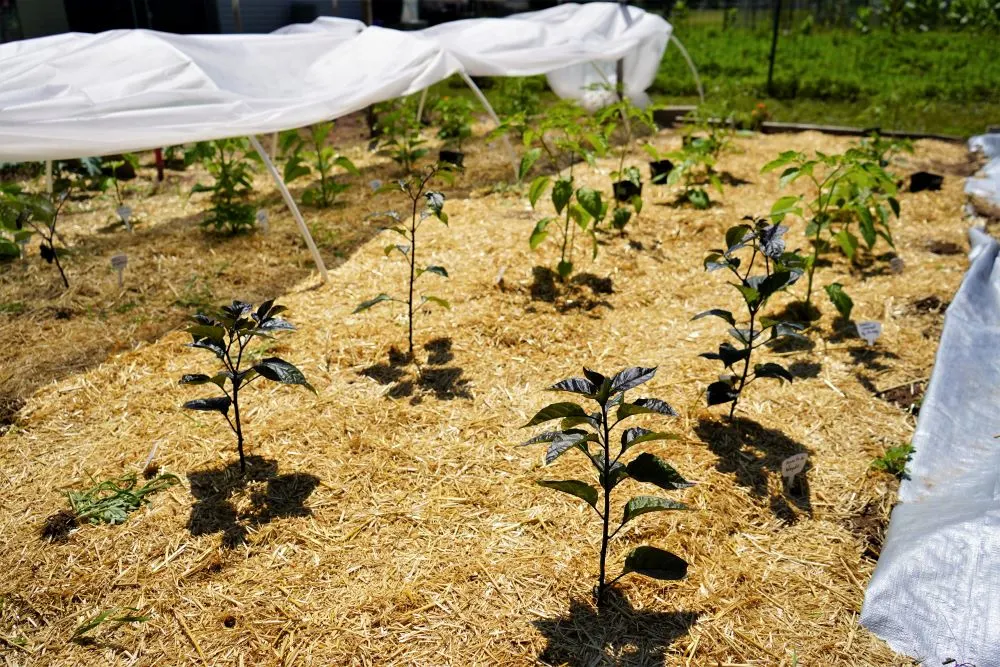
[890,256,905,274]
[256,209,269,233]
[117,205,133,232]
[856,320,882,346]
[16,237,28,259]
[111,253,128,288]
[781,453,808,485]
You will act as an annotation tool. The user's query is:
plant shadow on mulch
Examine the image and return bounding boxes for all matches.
[533,591,699,667]
[359,337,473,404]
[187,455,319,548]
[694,417,812,523]
[528,266,613,313]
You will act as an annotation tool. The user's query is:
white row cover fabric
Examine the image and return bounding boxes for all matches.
[0,3,673,163]
[966,134,1000,208]
[860,136,1000,665]
[0,25,457,162]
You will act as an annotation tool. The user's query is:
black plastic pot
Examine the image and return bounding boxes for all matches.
[909,171,943,193]
[649,159,674,185]
[613,180,642,202]
[439,150,465,169]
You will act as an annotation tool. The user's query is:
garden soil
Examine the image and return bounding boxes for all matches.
[0,122,971,665]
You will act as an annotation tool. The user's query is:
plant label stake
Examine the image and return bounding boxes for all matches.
[256,209,269,234]
[781,452,808,488]
[856,321,882,346]
[111,253,128,288]
[16,236,28,259]
[117,205,133,232]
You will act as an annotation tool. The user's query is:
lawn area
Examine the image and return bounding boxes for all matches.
[654,14,1000,136]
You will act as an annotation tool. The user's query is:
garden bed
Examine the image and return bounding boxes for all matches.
[0,127,970,664]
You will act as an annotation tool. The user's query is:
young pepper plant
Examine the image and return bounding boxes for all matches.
[522,366,691,609]
[282,122,360,208]
[762,149,900,314]
[375,97,428,176]
[596,96,657,234]
[180,299,315,474]
[354,164,453,359]
[187,138,259,234]
[518,101,608,280]
[695,218,807,419]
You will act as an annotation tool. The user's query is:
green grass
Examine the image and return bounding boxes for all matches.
[654,17,1000,136]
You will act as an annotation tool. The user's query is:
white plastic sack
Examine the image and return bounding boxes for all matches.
[860,142,1000,662]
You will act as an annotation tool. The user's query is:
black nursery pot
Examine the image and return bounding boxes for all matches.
[909,171,944,193]
[613,180,642,202]
[649,159,674,184]
[439,150,465,168]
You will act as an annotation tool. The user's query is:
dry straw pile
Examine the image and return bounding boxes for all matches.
[0,128,970,665]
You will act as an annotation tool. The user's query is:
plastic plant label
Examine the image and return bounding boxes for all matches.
[781,452,808,484]
[111,253,128,287]
[856,320,882,346]
[890,256,905,274]
[256,209,269,233]
[16,237,28,259]
[117,205,133,231]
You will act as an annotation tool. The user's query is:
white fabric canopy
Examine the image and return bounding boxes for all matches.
[0,3,676,162]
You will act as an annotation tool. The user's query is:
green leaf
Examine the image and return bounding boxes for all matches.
[622,496,688,526]
[734,284,760,308]
[418,265,449,278]
[354,294,395,313]
[183,396,231,414]
[625,453,692,490]
[610,367,657,394]
[621,546,688,580]
[421,296,450,309]
[552,179,573,215]
[825,282,854,320]
[384,243,410,258]
[283,159,311,184]
[835,228,860,260]
[770,195,802,221]
[333,155,360,176]
[519,148,542,182]
[725,224,752,253]
[576,187,603,221]
[557,260,573,280]
[253,357,316,393]
[179,374,213,385]
[753,362,793,383]
[186,324,225,341]
[548,377,597,397]
[523,402,588,428]
[529,218,553,250]
[761,151,799,173]
[612,207,632,231]
[621,428,680,452]
[691,309,736,326]
[536,479,598,508]
[528,175,551,209]
[888,197,900,218]
[700,342,750,368]
[617,398,678,420]
[544,431,596,465]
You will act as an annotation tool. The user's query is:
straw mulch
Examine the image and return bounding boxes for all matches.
[0,127,971,665]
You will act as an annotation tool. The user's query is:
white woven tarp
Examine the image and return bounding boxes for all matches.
[860,135,1000,665]
[0,3,672,163]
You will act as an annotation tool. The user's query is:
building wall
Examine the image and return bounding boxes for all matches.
[17,0,69,37]
[216,0,363,33]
